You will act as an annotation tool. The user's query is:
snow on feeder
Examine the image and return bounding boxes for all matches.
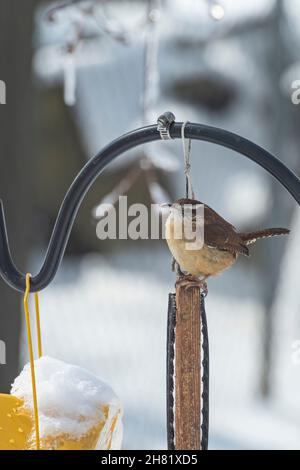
[7,357,122,450]
[0,275,122,451]
[0,358,122,450]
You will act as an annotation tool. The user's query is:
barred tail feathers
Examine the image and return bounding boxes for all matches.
[239,228,290,246]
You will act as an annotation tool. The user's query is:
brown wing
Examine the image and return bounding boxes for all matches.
[203,204,249,256]
[178,199,249,256]
[204,203,236,230]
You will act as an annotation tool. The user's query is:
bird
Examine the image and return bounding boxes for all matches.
[164,198,289,291]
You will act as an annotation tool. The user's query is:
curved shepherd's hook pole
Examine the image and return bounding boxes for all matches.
[1,114,300,292]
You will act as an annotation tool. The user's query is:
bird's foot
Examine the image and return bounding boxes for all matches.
[175,274,208,297]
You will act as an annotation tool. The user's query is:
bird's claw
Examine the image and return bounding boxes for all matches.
[175,275,208,297]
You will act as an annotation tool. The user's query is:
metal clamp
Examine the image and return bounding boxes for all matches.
[157,111,175,140]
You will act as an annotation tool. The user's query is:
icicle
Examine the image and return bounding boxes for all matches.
[63,52,77,106]
[142,0,161,125]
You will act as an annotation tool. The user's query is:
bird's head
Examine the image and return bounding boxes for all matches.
[161,198,204,221]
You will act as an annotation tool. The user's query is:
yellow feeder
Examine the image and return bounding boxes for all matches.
[0,275,123,451]
[0,393,122,450]
[0,394,32,450]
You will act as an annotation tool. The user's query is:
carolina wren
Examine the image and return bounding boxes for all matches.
[165,198,289,281]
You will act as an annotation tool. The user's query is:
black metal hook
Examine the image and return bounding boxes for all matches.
[1,115,300,292]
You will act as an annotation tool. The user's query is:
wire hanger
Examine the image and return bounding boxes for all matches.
[181,121,195,200]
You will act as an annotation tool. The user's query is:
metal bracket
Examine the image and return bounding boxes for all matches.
[157,111,175,140]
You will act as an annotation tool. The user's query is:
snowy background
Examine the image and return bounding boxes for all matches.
[9,0,300,449]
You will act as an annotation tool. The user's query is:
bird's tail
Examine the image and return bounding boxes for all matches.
[239,228,290,245]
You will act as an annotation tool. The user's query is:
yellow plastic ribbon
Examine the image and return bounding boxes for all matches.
[23,274,43,450]
[34,291,43,359]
